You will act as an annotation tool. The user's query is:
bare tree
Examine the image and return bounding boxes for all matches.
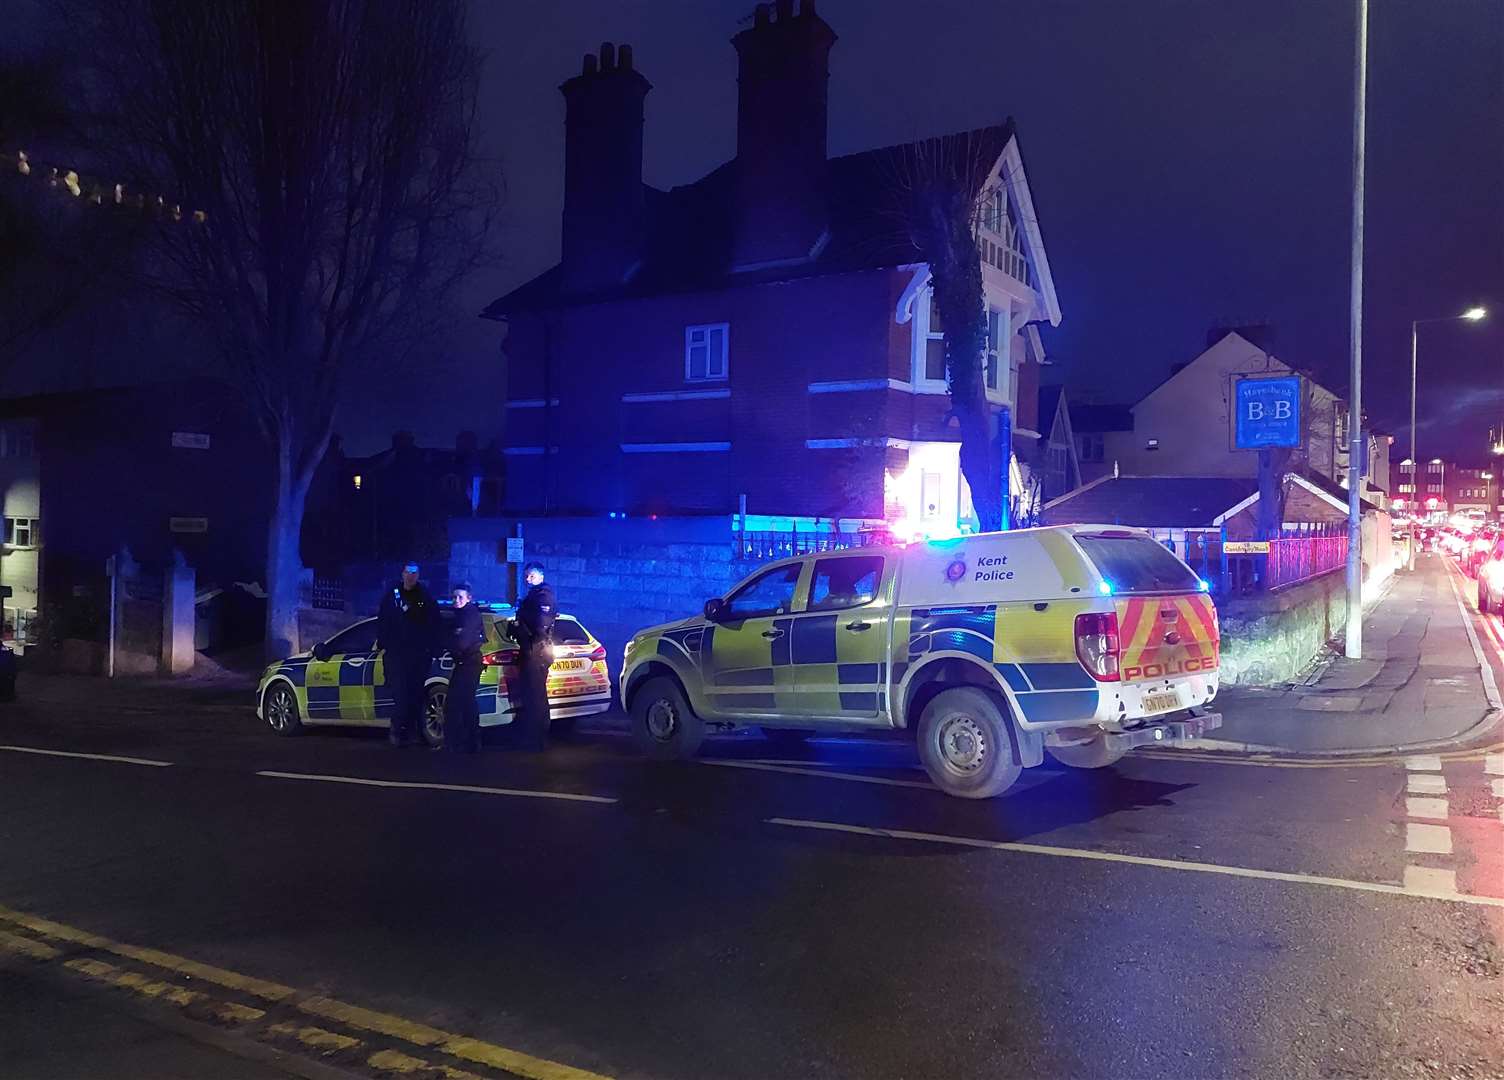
[885,130,1007,532]
[74,0,495,655]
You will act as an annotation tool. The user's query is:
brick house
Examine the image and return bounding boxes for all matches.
[484,0,1061,537]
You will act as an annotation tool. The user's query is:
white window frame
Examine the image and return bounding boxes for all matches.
[912,287,1014,402]
[4,517,38,548]
[911,289,948,394]
[684,323,729,383]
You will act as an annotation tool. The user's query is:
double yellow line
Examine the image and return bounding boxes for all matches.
[0,905,611,1080]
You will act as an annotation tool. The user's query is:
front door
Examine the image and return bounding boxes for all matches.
[305,619,377,724]
[702,562,803,719]
[785,554,887,721]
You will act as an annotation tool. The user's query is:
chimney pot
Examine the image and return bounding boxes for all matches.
[618,43,633,70]
[600,42,616,70]
[776,0,793,18]
[754,3,771,27]
[582,53,597,75]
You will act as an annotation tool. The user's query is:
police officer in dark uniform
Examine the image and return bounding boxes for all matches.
[376,560,438,747]
[443,582,486,754]
[511,561,555,751]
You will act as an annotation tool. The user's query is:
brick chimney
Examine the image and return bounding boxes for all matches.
[731,0,837,271]
[560,43,651,293]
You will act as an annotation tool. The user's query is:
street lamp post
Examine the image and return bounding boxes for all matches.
[1345,0,1367,659]
[1407,307,1485,569]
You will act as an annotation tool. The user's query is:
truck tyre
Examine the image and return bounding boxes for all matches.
[632,677,704,760]
[1480,586,1491,615]
[1047,733,1129,770]
[917,687,1022,799]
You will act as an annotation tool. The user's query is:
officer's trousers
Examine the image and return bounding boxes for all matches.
[444,656,482,754]
[515,647,552,751]
[386,653,431,746]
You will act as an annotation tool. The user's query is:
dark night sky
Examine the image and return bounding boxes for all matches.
[7,1,1502,461]
[462,0,1504,460]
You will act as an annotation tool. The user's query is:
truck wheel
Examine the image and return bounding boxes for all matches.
[631,677,704,760]
[263,682,303,737]
[1047,733,1128,770]
[917,687,1021,799]
[1480,587,1491,615]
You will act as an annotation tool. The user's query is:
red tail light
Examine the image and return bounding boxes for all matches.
[1075,611,1121,682]
[588,643,606,662]
[481,648,518,667]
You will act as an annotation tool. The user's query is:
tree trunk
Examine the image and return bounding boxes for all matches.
[264,445,310,660]
[932,260,1000,532]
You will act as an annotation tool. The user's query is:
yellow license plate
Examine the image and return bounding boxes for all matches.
[554,659,585,671]
[1143,691,1181,714]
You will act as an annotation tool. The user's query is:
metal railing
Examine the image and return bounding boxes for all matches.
[736,528,894,563]
[1264,535,1349,591]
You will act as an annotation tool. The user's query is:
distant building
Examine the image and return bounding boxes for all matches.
[1033,386,1082,503]
[1098,331,1389,510]
[484,3,1062,536]
[1393,458,1502,520]
[0,380,270,651]
[1063,401,1132,485]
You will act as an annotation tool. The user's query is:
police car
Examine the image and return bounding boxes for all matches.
[620,525,1222,799]
[257,603,612,745]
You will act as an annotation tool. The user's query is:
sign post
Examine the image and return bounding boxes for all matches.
[1233,376,1303,541]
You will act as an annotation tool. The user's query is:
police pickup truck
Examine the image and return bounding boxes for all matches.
[619,525,1222,799]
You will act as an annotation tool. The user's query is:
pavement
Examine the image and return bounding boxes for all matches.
[1212,552,1503,755]
[2,636,1503,1078]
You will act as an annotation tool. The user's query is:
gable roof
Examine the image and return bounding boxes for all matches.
[483,120,1060,320]
[1041,476,1260,529]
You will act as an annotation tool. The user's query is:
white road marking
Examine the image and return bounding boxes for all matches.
[1486,753,1504,776]
[1403,866,1458,896]
[254,771,616,804]
[1405,822,1454,855]
[701,759,937,790]
[767,817,1504,909]
[1405,755,1443,772]
[1492,778,1504,799]
[1446,568,1503,710]
[0,745,173,768]
[1406,796,1449,820]
[1407,773,1447,795]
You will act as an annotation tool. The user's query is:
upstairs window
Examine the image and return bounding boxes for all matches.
[978,185,1030,283]
[685,324,729,382]
[0,427,34,459]
[4,517,39,547]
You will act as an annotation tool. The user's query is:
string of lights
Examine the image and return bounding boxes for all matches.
[5,148,206,225]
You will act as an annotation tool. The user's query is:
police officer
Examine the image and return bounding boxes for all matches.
[376,560,438,747]
[443,582,485,755]
[512,561,555,751]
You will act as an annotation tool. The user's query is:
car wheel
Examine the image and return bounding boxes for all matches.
[631,677,704,760]
[422,684,446,748]
[1047,732,1129,770]
[917,687,1022,799]
[263,682,303,736]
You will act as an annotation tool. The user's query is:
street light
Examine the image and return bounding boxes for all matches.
[1404,307,1486,569]
[1410,306,1487,468]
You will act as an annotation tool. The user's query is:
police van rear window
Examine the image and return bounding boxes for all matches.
[552,618,589,644]
[1073,533,1200,594]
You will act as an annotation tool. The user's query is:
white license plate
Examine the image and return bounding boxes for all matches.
[1143,691,1181,714]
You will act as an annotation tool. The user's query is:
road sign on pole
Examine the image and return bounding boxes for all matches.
[1233,376,1303,450]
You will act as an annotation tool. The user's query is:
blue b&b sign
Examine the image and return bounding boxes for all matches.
[1233,376,1302,449]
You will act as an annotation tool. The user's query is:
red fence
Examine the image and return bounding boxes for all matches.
[1264,534,1348,590]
